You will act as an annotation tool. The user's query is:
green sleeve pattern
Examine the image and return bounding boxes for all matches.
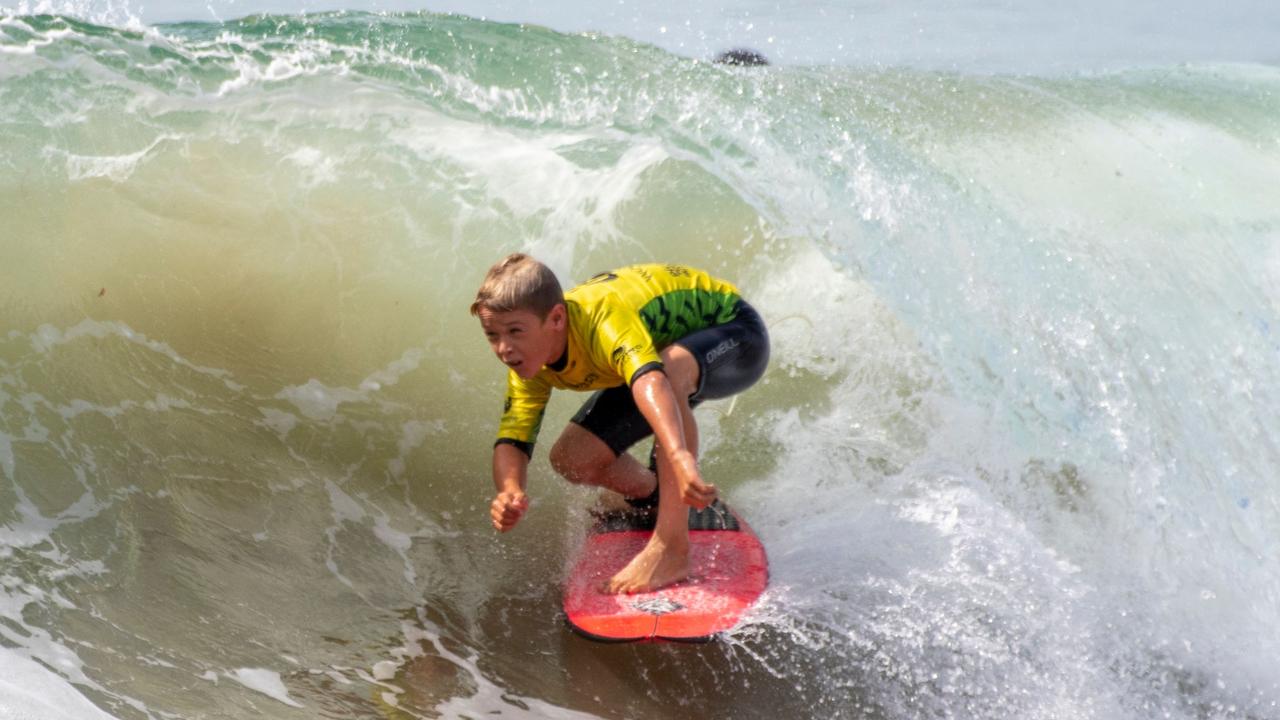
[638,289,741,346]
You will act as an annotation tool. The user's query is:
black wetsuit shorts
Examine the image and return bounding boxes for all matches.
[569,300,770,456]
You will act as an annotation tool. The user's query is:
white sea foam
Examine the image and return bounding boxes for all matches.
[0,583,134,719]
[0,20,59,56]
[228,667,304,708]
[388,114,667,272]
[212,33,353,96]
[323,479,364,526]
[323,474,451,588]
[5,1,143,29]
[257,407,300,437]
[46,134,180,183]
[62,147,151,182]
[277,378,365,421]
[283,145,340,187]
[277,348,424,422]
[0,487,59,550]
[27,320,242,390]
[0,649,117,720]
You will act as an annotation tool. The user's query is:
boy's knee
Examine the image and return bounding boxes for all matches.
[548,440,579,482]
[658,345,700,399]
[549,434,608,485]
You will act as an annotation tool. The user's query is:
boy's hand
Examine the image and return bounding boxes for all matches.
[668,448,716,509]
[490,490,529,532]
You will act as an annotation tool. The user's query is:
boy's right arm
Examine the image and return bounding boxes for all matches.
[490,442,530,532]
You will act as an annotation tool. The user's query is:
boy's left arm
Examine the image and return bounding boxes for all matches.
[631,371,717,509]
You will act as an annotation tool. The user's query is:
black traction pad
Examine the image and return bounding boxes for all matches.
[591,498,741,533]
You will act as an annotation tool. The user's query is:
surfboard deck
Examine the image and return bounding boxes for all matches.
[563,499,768,643]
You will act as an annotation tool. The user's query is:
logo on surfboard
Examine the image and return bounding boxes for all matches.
[630,597,685,616]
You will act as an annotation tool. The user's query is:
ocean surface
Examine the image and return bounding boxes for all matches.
[2,1,1280,718]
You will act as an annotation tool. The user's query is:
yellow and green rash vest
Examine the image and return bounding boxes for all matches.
[496,263,741,453]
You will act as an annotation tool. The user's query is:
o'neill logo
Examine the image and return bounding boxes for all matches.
[631,597,684,615]
[705,338,739,365]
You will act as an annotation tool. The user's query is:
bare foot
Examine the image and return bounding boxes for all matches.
[601,538,690,594]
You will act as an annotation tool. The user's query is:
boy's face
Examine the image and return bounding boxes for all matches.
[477,304,566,379]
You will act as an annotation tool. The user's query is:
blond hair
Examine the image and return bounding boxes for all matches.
[470,253,564,318]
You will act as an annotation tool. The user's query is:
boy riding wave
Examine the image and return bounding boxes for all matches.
[471,254,768,594]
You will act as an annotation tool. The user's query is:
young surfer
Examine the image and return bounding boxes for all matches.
[471,254,769,593]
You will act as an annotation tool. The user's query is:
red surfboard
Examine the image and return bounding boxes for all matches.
[563,500,768,642]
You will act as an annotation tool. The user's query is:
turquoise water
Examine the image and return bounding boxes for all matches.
[2,7,1280,719]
